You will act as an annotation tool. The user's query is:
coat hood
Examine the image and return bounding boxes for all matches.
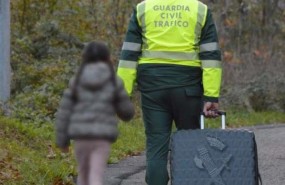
[79,62,111,89]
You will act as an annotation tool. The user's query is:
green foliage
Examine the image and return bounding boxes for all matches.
[9,0,142,122]
[10,59,76,122]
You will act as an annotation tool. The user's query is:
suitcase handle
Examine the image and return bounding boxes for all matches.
[200,111,226,130]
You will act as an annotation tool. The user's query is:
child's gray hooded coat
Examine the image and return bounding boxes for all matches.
[55,62,135,148]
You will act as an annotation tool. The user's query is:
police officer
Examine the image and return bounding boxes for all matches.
[117,0,222,184]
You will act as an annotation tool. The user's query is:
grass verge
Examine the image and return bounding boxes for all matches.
[0,117,144,185]
[0,110,284,184]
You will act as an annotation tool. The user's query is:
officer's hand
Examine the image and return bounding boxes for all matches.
[203,102,219,118]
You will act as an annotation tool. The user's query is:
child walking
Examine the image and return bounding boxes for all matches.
[55,41,135,185]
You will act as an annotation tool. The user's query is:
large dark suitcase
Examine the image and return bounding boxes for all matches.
[170,112,261,185]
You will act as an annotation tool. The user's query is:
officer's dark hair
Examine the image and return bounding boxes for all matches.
[71,41,116,102]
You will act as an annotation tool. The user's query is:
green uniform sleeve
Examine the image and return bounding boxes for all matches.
[199,9,222,103]
[117,8,142,96]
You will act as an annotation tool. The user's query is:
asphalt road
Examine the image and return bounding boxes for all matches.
[104,124,285,185]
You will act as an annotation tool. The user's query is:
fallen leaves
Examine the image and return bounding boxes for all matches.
[0,152,22,184]
[223,18,237,28]
[223,51,234,62]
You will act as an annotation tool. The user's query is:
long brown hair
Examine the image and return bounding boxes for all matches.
[71,41,116,102]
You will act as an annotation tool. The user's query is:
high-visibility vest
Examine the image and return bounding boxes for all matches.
[118,0,222,100]
[137,0,208,67]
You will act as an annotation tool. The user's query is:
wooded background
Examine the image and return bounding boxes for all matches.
[5,0,285,122]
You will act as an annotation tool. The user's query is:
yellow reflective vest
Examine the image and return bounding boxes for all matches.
[118,0,222,102]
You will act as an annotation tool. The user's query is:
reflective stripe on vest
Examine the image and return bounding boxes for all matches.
[118,60,137,69]
[136,0,208,66]
[137,2,148,49]
[195,3,207,45]
[201,60,222,68]
[142,50,199,61]
[200,42,220,52]
[122,42,142,52]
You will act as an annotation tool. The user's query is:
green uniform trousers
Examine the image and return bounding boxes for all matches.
[141,86,202,185]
